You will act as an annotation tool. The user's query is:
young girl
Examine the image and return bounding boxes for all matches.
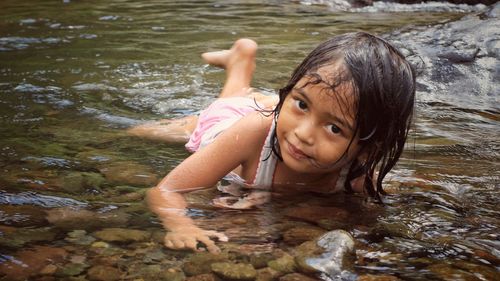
[129,32,416,253]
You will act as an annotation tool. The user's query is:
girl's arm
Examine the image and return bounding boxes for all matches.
[147,112,271,253]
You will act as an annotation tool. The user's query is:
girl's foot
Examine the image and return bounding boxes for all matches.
[201,38,257,71]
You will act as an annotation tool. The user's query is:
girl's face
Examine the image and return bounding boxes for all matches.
[276,75,361,174]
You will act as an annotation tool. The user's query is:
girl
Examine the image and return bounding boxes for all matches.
[129,32,416,253]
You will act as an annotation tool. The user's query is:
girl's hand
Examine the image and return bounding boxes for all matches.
[164,226,228,254]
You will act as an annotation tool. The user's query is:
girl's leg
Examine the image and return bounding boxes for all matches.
[127,115,198,143]
[203,38,278,107]
[128,38,276,143]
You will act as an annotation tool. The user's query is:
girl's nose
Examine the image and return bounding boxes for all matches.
[294,119,315,145]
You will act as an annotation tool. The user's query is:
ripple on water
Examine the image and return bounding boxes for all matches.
[0,191,87,208]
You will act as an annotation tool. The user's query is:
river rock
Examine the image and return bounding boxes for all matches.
[46,207,130,231]
[182,252,230,276]
[0,225,57,249]
[60,171,105,193]
[87,265,123,281]
[211,262,257,280]
[255,267,282,281]
[267,253,297,274]
[162,268,187,281]
[92,227,151,243]
[185,273,218,281]
[297,230,356,281]
[282,226,326,246]
[386,2,499,110]
[0,246,67,280]
[55,263,89,277]
[99,161,158,186]
[427,263,482,281]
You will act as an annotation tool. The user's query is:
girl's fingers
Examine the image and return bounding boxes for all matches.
[172,238,185,249]
[197,235,221,254]
[206,230,229,242]
[164,238,175,249]
[182,237,198,251]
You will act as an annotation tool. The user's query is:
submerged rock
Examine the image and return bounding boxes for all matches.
[211,262,257,280]
[46,207,130,231]
[87,265,123,281]
[298,230,356,281]
[182,252,230,276]
[92,227,151,243]
[0,246,68,280]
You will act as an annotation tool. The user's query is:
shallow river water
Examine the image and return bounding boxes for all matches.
[0,1,498,280]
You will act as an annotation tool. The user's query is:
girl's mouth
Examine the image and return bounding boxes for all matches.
[287,141,309,160]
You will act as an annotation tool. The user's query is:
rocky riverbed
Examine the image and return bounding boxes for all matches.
[0,1,498,281]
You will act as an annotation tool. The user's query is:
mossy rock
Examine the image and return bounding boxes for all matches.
[211,262,257,281]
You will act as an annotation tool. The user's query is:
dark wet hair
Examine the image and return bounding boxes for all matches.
[271,32,416,200]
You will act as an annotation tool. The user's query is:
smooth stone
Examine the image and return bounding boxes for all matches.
[55,263,88,277]
[60,171,105,193]
[282,226,326,246]
[46,207,130,231]
[256,267,282,281]
[39,264,58,275]
[182,252,229,276]
[65,229,96,245]
[185,273,218,281]
[211,262,257,281]
[299,230,356,281]
[99,161,158,187]
[267,254,297,274]
[0,226,57,248]
[92,228,151,243]
[91,241,110,248]
[162,268,187,281]
[249,253,276,269]
[87,265,123,281]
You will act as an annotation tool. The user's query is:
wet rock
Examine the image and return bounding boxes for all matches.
[55,263,89,277]
[61,171,105,193]
[92,227,151,243]
[65,229,96,245]
[143,248,167,263]
[99,161,158,187]
[0,246,67,280]
[249,253,276,269]
[282,226,326,246]
[163,268,187,281]
[87,265,123,281]
[92,241,110,248]
[268,253,297,274]
[296,230,356,281]
[39,264,58,275]
[279,273,320,281]
[256,267,282,281]
[46,207,130,231]
[211,262,257,281]
[185,273,219,281]
[0,225,57,248]
[182,252,230,276]
[386,2,499,109]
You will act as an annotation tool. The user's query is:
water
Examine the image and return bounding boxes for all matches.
[0,0,498,280]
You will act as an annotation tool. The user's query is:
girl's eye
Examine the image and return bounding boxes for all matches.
[294,99,308,110]
[326,124,341,134]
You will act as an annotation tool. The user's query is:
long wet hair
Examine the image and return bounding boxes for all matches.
[271,32,416,200]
